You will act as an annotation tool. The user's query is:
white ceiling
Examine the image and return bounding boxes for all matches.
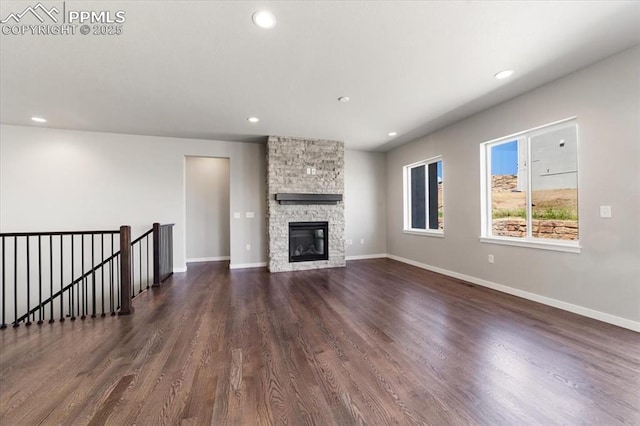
[1,1,639,151]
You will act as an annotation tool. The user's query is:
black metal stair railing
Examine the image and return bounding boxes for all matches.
[131,228,153,299]
[154,223,174,285]
[129,223,175,300]
[14,249,123,325]
[0,230,121,328]
[0,223,175,329]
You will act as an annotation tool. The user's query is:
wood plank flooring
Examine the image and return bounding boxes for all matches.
[1,259,639,425]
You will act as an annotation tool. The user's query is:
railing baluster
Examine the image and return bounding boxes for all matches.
[26,237,31,326]
[153,223,160,286]
[131,246,134,298]
[101,234,105,316]
[71,235,75,320]
[146,235,150,290]
[60,235,64,322]
[116,255,120,310]
[110,234,115,315]
[139,240,142,295]
[37,235,43,325]
[1,237,5,329]
[49,236,54,323]
[169,227,173,279]
[13,237,18,327]
[1,236,6,329]
[91,234,96,318]
[81,235,85,320]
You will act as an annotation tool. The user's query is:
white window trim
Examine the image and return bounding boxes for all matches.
[479,236,581,253]
[479,117,580,253]
[403,229,445,238]
[403,155,444,235]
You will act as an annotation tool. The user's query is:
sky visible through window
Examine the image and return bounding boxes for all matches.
[491,140,518,175]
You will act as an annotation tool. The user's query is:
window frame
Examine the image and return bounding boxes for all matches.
[403,155,444,237]
[479,117,581,253]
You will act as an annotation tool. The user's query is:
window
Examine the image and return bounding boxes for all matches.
[480,118,579,252]
[403,156,443,235]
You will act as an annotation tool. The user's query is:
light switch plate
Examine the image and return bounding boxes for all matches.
[233,212,241,219]
[246,212,255,218]
[599,205,612,218]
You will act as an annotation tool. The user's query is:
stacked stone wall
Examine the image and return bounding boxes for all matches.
[492,219,578,240]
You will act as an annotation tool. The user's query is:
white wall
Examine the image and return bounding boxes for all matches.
[0,126,266,270]
[185,157,230,261]
[386,46,640,329]
[344,150,387,258]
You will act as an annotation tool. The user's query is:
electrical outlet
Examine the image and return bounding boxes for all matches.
[346,239,353,245]
[488,254,494,264]
[246,212,255,218]
[360,238,365,244]
[233,212,241,219]
[599,205,612,218]
[306,167,311,175]
[311,168,316,175]
[246,244,251,251]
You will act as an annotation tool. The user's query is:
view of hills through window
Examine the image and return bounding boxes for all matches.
[490,124,578,241]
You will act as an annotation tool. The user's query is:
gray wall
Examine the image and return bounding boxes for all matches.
[345,150,387,257]
[185,157,230,261]
[386,46,640,325]
[0,126,266,270]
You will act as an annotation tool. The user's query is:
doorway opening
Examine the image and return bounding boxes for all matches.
[185,157,230,264]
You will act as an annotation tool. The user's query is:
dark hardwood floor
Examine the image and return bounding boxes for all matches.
[1,259,639,425]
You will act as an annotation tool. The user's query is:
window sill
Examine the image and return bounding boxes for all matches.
[479,236,581,253]
[403,229,444,238]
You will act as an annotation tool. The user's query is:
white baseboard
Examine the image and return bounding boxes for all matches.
[186,256,230,263]
[173,266,187,273]
[346,253,389,261]
[387,254,640,332]
[229,262,267,270]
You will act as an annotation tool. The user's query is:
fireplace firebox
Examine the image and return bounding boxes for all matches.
[289,222,329,263]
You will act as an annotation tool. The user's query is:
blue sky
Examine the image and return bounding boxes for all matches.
[491,140,518,175]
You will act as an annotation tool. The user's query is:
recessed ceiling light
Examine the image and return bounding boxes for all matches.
[338,96,350,103]
[388,132,397,137]
[247,116,259,123]
[252,10,276,29]
[31,116,47,123]
[494,69,515,80]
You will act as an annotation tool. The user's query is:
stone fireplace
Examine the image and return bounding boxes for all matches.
[267,136,345,272]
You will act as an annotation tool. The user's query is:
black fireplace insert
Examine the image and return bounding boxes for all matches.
[289,222,329,263]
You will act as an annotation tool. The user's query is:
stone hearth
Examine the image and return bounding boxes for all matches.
[267,136,345,272]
